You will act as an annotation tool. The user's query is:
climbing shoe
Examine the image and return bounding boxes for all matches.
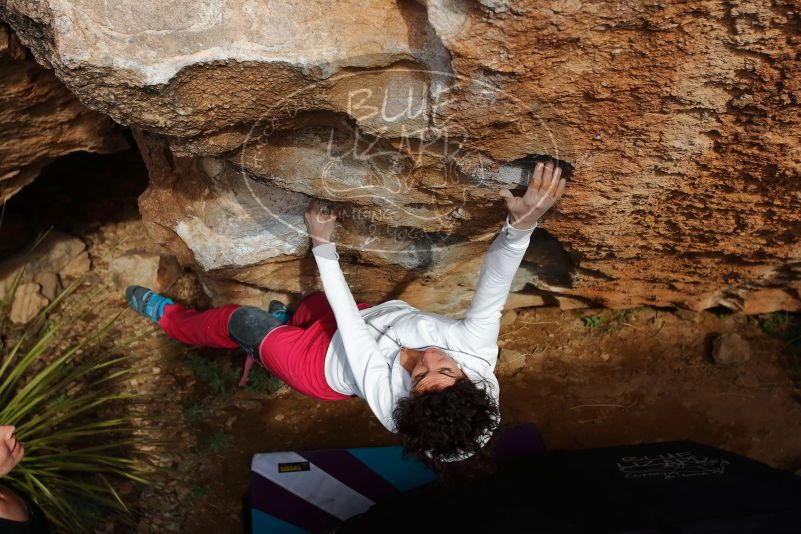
[268,300,291,325]
[125,285,174,322]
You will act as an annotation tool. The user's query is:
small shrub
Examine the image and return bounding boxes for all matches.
[758,312,801,385]
[183,402,207,424]
[185,351,283,397]
[204,431,232,454]
[583,315,603,330]
[185,355,240,396]
[187,484,210,503]
[242,365,283,394]
[759,313,792,336]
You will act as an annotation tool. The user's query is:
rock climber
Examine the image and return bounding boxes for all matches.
[126,160,566,465]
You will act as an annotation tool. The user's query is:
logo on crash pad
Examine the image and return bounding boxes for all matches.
[617,451,730,480]
[278,461,311,473]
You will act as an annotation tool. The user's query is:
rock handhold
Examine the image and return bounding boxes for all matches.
[711,333,751,367]
[109,250,182,293]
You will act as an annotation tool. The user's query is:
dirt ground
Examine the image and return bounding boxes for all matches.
[2,149,801,533]
[177,306,801,533]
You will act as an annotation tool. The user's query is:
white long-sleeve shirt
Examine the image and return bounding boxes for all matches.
[313,215,537,434]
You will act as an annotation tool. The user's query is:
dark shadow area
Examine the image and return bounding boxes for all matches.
[516,153,576,182]
[241,492,253,534]
[0,138,147,258]
[517,227,614,299]
[522,227,577,289]
[515,285,600,308]
[334,440,801,534]
[704,305,738,316]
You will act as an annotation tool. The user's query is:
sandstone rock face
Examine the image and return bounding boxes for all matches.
[108,250,182,292]
[59,250,91,279]
[9,282,48,324]
[0,230,87,301]
[34,271,60,300]
[711,332,751,366]
[0,231,88,323]
[0,21,129,203]
[3,1,800,314]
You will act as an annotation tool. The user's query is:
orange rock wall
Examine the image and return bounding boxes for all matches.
[2,1,799,313]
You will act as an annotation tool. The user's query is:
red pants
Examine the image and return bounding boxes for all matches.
[158,293,370,401]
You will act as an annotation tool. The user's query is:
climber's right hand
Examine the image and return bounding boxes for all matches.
[305,199,338,247]
[500,159,566,230]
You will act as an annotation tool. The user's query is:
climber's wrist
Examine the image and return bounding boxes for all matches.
[508,213,539,231]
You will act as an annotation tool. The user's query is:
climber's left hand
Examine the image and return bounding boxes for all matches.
[305,199,338,247]
[500,159,566,230]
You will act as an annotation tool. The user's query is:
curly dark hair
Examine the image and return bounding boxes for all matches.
[392,379,499,466]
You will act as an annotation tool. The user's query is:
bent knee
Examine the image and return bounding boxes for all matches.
[227,306,280,353]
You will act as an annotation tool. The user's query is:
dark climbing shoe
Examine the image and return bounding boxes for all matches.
[125,285,174,322]
[268,300,291,325]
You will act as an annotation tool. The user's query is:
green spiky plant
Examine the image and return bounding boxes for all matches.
[0,255,153,531]
[758,312,801,385]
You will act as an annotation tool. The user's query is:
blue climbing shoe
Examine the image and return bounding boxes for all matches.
[268,300,291,325]
[125,285,174,322]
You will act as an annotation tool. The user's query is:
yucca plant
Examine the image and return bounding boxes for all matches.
[0,257,153,531]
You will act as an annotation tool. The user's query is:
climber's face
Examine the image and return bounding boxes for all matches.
[0,426,24,477]
[410,348,465,395]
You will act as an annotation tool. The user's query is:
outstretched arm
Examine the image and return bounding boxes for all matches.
[305,201,395,429]
[455,161,567,360]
